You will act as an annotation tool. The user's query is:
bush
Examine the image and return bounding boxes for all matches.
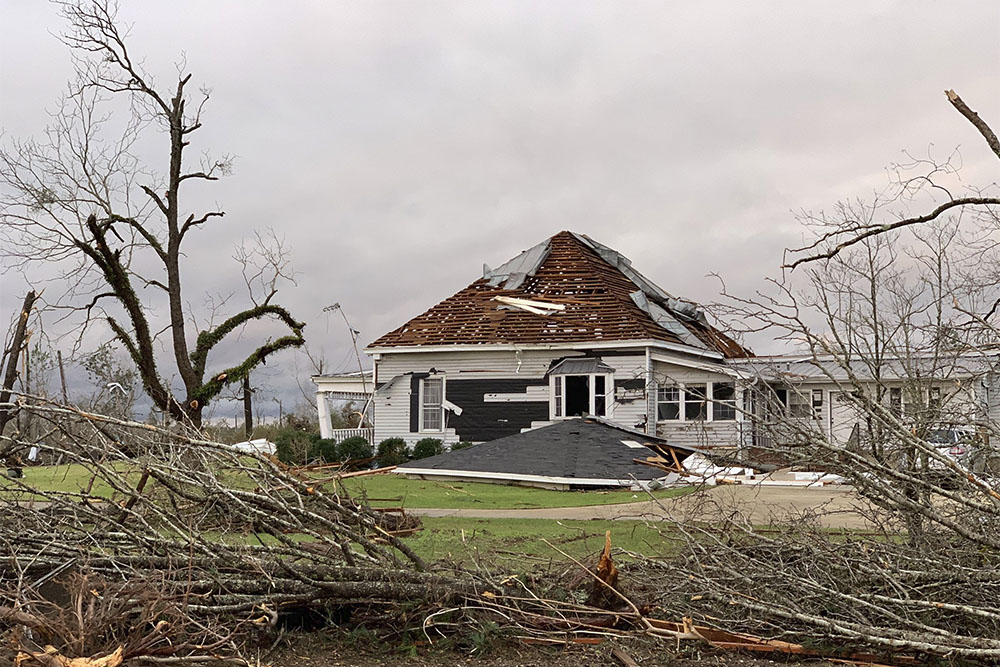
[308,437,339,464]
[451,441,474,451]
[337,436,373,463]
[376,438,410,467]
[275,429,319,466]
[412,438,444,460]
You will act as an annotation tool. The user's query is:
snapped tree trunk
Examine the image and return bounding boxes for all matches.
[0,290,37,438]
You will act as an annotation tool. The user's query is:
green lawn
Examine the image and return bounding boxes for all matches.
[0,462,141,499]
[404,516,679,564]
[338,475,691,510]
[3,463,692,512]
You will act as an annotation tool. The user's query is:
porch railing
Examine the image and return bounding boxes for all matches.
[328,427,375,443]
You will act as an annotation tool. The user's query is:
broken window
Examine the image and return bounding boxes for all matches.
[657,386,680,420]
[550,372,613,419]
[685,384,707,421]
[564,375,590,416]
[421,378,444,431]
[712,382,737,421]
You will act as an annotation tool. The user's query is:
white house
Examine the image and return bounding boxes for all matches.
[313,231,1000,455]
[326,231,752,450]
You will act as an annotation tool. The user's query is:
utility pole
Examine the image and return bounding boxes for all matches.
[322,303,367,394]
[273,396,283,426]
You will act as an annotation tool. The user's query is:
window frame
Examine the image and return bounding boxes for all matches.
[712,382,738,421]
[549,372,614,419]
[657,385,681,421]
[656,381,740,422]
[419,376,445,433]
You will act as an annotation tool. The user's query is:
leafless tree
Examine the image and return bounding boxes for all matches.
[662,92,1000,661]
[0,1,304,429]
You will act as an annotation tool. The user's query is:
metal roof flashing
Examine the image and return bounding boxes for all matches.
[484,239,551,290]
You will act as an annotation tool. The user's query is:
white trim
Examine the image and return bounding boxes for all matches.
[365,339,724,360]
[392,467,650,487]
[419,376,446,433]
[650,352,745,377]
[548,371,614,419]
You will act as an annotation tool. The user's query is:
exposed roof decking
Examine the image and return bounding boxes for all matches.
[369,232,748,357]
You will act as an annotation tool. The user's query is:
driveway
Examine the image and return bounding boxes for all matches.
[408,484,875,529]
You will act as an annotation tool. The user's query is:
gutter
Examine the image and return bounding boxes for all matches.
[365,339,725,360]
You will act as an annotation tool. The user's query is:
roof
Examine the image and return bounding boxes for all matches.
[547,357,616,376]
[729,353,1000,383]
[394,417,697,487]
[369,231,748,357]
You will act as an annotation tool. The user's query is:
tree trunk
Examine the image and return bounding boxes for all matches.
[0,291,37,437]
[243,375,253,440]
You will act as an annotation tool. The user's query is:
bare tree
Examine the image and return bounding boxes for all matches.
[0,1,304,428]
[665,93,1000,660]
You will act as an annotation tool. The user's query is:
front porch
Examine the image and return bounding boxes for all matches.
[312,370,375,441]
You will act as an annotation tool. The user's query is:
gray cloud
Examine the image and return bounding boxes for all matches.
[2,1,998,418]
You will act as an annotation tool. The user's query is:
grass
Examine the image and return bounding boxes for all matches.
[338,474,692,510]
[0,462,142,500]
[403,516,679,564]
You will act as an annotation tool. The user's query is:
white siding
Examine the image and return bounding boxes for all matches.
[651,359,743,449]
[373,348,662,442]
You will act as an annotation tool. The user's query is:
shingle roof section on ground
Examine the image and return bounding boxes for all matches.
[369,231,748,357]
[395,418,695,484]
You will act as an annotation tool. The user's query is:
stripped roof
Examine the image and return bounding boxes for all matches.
[369,231,748,357]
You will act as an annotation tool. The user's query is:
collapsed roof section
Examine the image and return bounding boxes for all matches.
[369,231,749,358]
[394,417,696,488]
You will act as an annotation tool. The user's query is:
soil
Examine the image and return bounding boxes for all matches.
[268,632,841,666]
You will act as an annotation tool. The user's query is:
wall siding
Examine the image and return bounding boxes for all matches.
[374,348,657,443]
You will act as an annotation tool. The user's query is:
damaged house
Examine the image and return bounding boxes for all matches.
[326,231,754,453]
[313,231,1000,476]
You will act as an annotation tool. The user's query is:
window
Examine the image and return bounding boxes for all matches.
[554,376,563,418]
[550,373,613,419]
[812,389,824,416]
[713,383,737,421]
[657,386,681,420]
[685,384,707,421]
[420,378,444,431]
[889,387,902,416]
[928,386,941,412]
[659,382,739,421]
[788,389,813,419]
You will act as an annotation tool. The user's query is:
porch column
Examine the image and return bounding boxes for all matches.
[316,391,332,439]
[645,347,657,436]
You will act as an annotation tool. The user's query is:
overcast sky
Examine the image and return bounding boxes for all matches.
[2,1,999,420]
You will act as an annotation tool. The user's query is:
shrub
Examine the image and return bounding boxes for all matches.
[376,438,410,467]
[451,441,474,451]
[337,436,373,463]
[412,438,444,460]
[274,428,321,465]
[308,437,339,463]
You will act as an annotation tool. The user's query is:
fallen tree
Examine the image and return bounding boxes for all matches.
[0,398,477,663]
